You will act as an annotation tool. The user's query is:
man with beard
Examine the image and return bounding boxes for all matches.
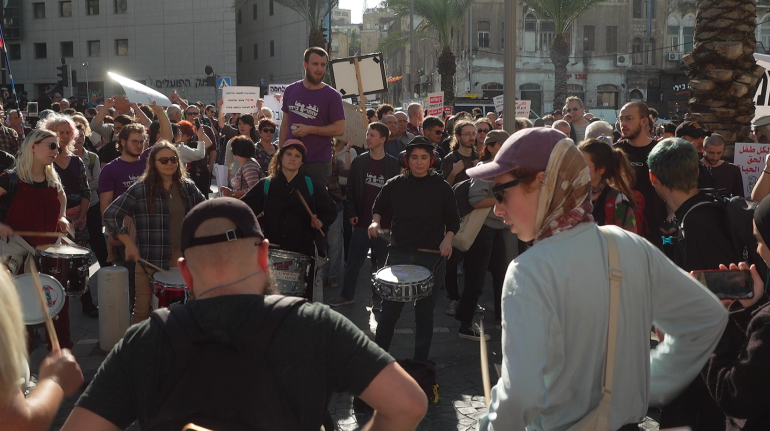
[441,120,479,186]
[613,101,667,247]
[676,121,707,156]
[280,47,345,185]
[701,134,744,197]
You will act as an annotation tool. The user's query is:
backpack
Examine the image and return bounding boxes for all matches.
[397,358,439,403]
[452,178,474,218]
[680,189,768,283]
[146,296,306,431]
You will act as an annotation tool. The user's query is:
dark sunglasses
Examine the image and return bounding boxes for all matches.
[569,107,580,112]
[157,156,179,165]
[186,111,200,116]
[36,141,61,153]
[262,128,276,133]
[477,128,490,133]
[492,178,524,203]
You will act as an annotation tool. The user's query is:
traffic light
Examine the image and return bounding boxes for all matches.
[56,64,70,88]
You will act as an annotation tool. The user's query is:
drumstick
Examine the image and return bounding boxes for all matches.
[183,424,215,431]
[294,190,325,237]
[268,242,281,248]
[138,258,166,273]
[13,231,67,238]
[478,320,492,407]
[28,260,60,351]
[417,248,442,255]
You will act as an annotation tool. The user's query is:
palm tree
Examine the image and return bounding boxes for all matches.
[684,0,763,147]
[524,0,610,110]
[380,0,475,106]
[233,0,339,48]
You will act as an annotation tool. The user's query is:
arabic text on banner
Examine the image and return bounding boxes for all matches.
[734,142,769,198]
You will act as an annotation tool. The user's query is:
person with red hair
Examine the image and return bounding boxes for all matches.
[170,120,213,166]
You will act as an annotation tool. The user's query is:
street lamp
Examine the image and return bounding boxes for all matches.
[82,62,90,99]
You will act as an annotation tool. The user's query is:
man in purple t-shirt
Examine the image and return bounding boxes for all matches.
[280,47,346,185]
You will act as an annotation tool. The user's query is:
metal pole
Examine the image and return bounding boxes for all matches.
[503,0,516,127]
[408,0,414,101]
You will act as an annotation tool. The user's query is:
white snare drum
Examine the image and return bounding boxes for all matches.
[150,268,188,309]
[269,249,311,297]
[374,265,434,302]
[14,273,66,325]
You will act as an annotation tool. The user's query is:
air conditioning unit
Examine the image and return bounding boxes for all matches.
[615,53,630,67]
[667,52,682,61]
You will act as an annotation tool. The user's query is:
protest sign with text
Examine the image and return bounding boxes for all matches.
[337,102,367,148]
[427,92,444,117]
[734,142,768,198]
[108,72,172,106]
[221,86,261,114]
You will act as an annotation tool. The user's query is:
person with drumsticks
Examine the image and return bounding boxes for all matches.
[368,137,460,362]
[241,139,337,301]
[0,129,73,351]
[103,141,206,324]
[0,263,84,430]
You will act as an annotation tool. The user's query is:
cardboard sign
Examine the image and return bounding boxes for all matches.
[444,106,453,118]
[108,72,172,107]
[493,95,505,116]
[734,143,767,198]
[221,86,261,114]
[264,85,290,129]
[337,102,367,148]
[427,92,444,117]
[268,84,289,95]
[516,100,532,119]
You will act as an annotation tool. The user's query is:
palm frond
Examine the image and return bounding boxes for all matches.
[525,0,611,34]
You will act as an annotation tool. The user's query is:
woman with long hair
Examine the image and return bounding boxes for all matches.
[220,136,264,198]
[578,139,638,233]
[224,114,260,178]
[242,140,337,301]
[104,141,206,323]
[474,117,493,154]
[254,118,278,173]
[0,129,73,350]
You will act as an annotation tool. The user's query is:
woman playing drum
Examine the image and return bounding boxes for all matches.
[104,142,206,323]
[0,129,72,350]
[368,137,460,362]
[241,139,337,300]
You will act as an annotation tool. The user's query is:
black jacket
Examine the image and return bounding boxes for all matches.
[345,152,400,220]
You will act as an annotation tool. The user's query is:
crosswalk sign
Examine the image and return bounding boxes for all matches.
[217,77,231,90]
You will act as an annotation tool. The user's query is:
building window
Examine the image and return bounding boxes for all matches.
[269,0,274,16]
[605,26,618,53]
[540,20,555,52]
[115,39,128,55]
[597,84,619,109]
[87,0,99,15]
[478,21,490,48]
[253,3,258,19]
[87,40,100,57]
[34,43,47,59]
[8,44,20,61]
[3,0,21,39]
[115,0,127,14]
[481,82,503,99]
[683,26,694,53]
[632,38,643,64]
[253,43,258,59]
[238,46,243,62]
[583,25,595,51]
[33,2,46,19]
[643,0,655,18]
[61,41,74,57]
[757,15,770,53]
[270,40,275,57]
[60,1,72,17]
[633,0,642,18]
[667,25,680,52]
[567,84,585,105]
[524,14,536,52]
[237,9,242,24]
[645,38,656,65]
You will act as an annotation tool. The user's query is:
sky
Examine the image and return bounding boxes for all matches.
[338,0,383,24]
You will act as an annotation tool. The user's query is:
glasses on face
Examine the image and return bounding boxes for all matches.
[157,156,179,165]
[186,111,200,116]
[477,128,490,134]
[492,178,524,203]
[262,128,276,133]
[128,139,144,146]
[76,125,85,131]
[36,141,61,152]
[569,107,580,112]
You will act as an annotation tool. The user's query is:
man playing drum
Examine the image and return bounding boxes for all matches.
[62,198,428,430]
[368,137,460,362]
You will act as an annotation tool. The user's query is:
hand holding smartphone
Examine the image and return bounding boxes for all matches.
[194,118,201,129]
[692,269,753,299]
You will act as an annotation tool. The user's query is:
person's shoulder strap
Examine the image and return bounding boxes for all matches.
[88,152,97,171]
[263,177,271,195]
[304,176,314,196]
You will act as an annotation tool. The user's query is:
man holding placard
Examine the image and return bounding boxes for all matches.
[280,47,345,185]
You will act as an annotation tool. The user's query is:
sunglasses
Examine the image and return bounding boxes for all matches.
[186,112,200,116]
[492,178,524,203]
[36,141,62,153]
[157,156,179,165]
[262,128,276,133]
[477,128,490,133]
[569,107,580,112]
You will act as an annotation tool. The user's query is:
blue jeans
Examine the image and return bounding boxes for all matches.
[374,248,446,362]
[340,226,389,301]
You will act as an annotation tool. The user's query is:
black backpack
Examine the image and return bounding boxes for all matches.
[680,189,768,283]
[146,295,306,431]
[452,178,475,218]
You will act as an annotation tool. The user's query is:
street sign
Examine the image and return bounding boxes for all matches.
[217,77,231,90]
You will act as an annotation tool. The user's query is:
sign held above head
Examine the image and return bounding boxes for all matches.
[108,72,172,107]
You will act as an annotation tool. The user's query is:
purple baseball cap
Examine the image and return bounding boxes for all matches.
[466,127,569,181]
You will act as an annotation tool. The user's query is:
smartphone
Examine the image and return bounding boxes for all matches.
[692,269,753,299]
[194,118,201,129]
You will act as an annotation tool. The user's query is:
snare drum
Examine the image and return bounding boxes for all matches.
[269,249,311,297]
[13,273,66,325]
[35,244,91,296]
[150,268,188,309]
[373,265,434,302]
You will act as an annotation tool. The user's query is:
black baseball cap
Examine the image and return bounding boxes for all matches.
[180,198,264,253]
[675,121,707,138]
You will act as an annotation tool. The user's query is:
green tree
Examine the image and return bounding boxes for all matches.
[684,0,763,146]
[379,0,476,106]
[233,0,339,48]
[524,0,610,110]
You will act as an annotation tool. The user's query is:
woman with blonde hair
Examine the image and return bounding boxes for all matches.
[0,263,83,429]
[104,141,206,323]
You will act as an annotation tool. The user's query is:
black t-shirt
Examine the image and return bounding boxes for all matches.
[98,139,122,165]
[707,162,745,198]
[359,157,389,228]
[75,295,393,430]
[440,150,478,185]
